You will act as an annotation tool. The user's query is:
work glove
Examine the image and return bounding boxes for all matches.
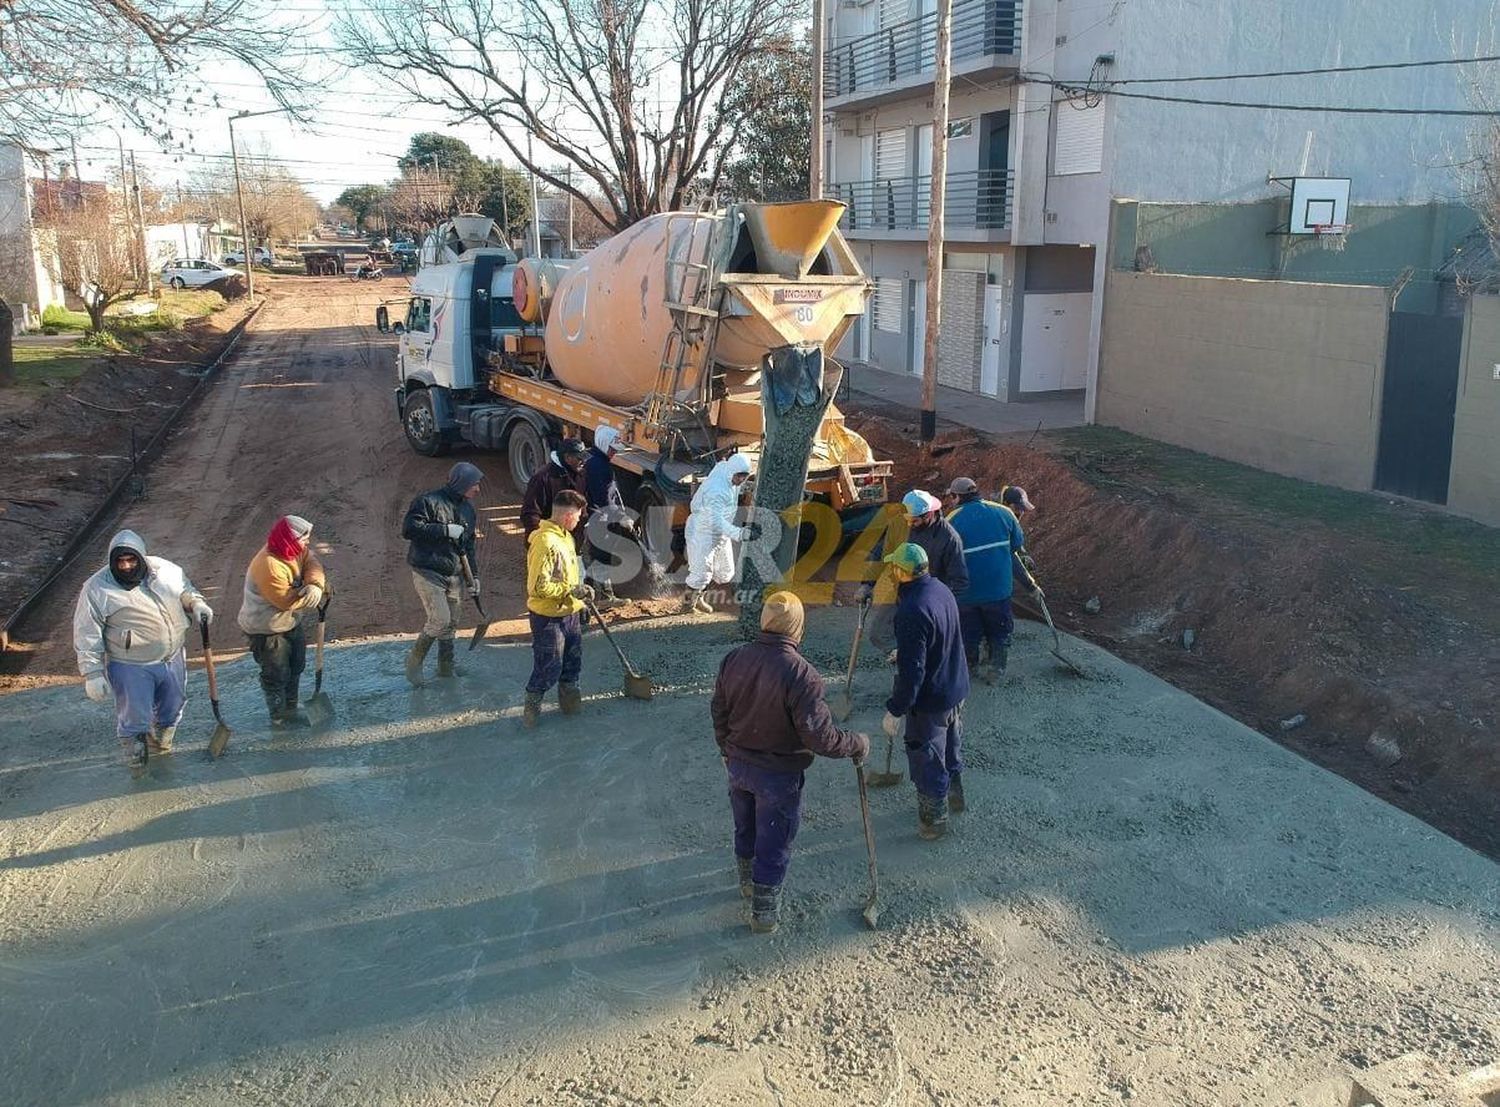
[444,523,466,541]
[469,577,481,598]
[881,712,902,739]
[857,582,874,608]
[302,584,325,609]
[571,583,596,602]
[886,649,898,666]
[85,674,111,703]
[852,732,871,765]
[190,600,214,626]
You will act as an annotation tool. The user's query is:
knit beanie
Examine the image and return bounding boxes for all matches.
[760,591,806,643]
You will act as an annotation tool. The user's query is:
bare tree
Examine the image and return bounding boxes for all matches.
[338,0,797,232]
[384,169,456,236]
[40,193,141,334]
[191,150,320,246]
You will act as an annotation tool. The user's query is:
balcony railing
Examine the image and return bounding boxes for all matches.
[831,169,1014,232]
[825,0,1021,99]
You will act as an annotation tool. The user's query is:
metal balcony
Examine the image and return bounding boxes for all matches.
[825,0,1021,101]
[830,170,1014,235]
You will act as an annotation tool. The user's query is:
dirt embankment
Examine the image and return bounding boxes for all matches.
[850,415,1500,860]
[0,298,257,638]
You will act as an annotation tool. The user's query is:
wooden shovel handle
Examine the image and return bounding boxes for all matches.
[199,616,220,701]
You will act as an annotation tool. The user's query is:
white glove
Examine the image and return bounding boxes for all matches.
[882,712,902,739]
[445,523,466,540]
[85,674,110,703]
[191,600,213,626]
[734,526,753,543]
[302,584,325,609]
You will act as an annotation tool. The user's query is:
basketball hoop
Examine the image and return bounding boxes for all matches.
[1308,222,1352,253]
[1310,223,1352,237]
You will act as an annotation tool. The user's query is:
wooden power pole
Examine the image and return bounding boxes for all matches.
[919,0,953,444]
[128,151,153,294]
[810,0,825,200]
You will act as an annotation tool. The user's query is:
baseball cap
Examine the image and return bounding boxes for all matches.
[1001,485,1035,513]
[882,542,929,573]
[945,477,978,497]
[559,438,589,459]
[900,490,942,518]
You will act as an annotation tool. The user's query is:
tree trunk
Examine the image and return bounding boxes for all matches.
[86,300,107,334]
[0,298,13,387]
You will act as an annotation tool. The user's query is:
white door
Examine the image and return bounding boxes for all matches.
[980,284,1008,396]
[1019,292,1091,392]
[910,278,926,377]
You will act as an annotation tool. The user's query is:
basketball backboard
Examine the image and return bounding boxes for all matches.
[1288,177,1351,235]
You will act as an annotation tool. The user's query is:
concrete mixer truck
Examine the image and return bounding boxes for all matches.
[378,202,891,561]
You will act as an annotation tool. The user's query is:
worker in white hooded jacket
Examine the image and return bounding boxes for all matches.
[73,529,211,765]
[682,453,752,614]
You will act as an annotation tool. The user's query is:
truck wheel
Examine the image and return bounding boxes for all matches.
[402,388,449,457]
[633,483,682,573]
[507,421,546,490]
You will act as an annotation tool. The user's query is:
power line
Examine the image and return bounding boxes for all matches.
[1042,81,1500,117]
[1110,53,1500,85]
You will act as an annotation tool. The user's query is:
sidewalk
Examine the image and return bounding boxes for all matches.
[841,360,1086,437]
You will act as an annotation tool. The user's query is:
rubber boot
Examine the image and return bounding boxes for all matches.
[263,687,286,725]
[405,633,435,687]
[949,774,965,815]
[522,691,543,729]
[750,882,781,934]
[121,732,150,769]
[436,638,459,679]
[917,793,948,840]
[597,580,624,610]
[558,682,582,715]
[147,725,176,754]
[994,643,1009,676]
[736,856,754,899]
[693,590,714,615]
[273,703,311,730]
[976,661,998,686]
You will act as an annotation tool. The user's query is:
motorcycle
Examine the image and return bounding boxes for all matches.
[351,264,384,281]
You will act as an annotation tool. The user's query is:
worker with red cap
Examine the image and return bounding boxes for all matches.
[238,514,329,728]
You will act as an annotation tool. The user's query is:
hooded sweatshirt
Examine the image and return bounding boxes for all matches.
[73,530,203,677]
[238,521,327,635]
[685,454,752,545]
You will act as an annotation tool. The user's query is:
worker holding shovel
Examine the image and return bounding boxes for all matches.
[881,543,970,840]
[858,490,968,659]
[523,489,592,728]
[942,477,1040,683]
[710,591,870,934]
[400,461,484,685]
[73,530,213,767]
[238,515,328,729]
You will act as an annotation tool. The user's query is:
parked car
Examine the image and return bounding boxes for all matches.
[223,246,274,267]
[161,258,243,289]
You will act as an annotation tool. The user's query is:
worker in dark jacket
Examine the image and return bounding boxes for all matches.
[520,438,589,548]
[943,476,1040,682]
[582,424,627,608]
[711,591,870,934]
[401,461,482,685]
[881,542,970,840]
[860,489,969,656]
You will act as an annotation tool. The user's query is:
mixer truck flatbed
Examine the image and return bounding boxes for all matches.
[379,205,891,557]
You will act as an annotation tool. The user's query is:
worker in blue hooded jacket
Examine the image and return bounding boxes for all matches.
[942,476,1040,682]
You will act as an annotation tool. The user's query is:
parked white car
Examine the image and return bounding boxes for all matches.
[223,246,274,267]
[161,258,243,289]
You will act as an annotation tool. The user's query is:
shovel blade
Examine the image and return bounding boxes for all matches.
[861,898,880,929]
[468,623,491,651]
[306,691,335,727]
[207,721,232,760]
[867,771,903,787]
[831,691,853,722]
[623,672,654,700]
[1052,650,1090,679]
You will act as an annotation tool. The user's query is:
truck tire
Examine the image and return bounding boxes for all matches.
[633,482,684,573]
[402,388,449,457]
[506,420,546,490]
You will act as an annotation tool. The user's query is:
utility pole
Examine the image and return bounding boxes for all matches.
[107,129,134,282]
[177,183,191,255]
[526,130,542,259]
[565,166,574,255]
[229,108,286,299]
[810,0,825,200]
[129,151,154,294]
[919,0,953,445]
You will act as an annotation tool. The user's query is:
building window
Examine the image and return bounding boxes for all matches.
[1053,98,1105,175]
[873,277,903,332]
[947,118,974,140]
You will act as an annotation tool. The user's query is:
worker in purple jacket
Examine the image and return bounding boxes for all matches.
[881,542,970,840]
[711,591,871,934]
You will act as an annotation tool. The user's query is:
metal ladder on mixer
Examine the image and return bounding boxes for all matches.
[643,212,725,439]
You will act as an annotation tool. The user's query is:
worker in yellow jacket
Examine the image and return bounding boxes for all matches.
[237,514,329,728]
[524,489,592,728]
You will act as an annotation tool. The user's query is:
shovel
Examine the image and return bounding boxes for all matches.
[584,598,654,700]
[459,554,491,650]
[201,617,233,759]
[855,761,880,929]
[1034,592,1090,679]
[831,600,868,722]
[305,600,335,727]
[867,722,904,787]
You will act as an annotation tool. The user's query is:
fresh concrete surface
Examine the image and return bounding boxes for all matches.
[0,612,1496,1106]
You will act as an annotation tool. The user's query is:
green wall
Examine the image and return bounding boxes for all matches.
[1111,200,1479,313]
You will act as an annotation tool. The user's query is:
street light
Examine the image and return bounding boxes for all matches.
[228,108,286,299]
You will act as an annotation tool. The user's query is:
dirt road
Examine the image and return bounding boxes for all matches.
[2,279,539,685]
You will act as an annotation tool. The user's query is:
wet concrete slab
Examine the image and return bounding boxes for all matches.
[0,613,1495,1106]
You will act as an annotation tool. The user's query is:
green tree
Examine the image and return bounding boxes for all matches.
[335,184,391,232]
[399,133,482,176]
[718,39,811,203]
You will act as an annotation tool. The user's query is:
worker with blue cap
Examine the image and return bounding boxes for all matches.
[880,541,970,839]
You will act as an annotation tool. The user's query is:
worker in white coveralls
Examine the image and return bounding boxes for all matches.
[682,453,753,615]
[73,529,212,768]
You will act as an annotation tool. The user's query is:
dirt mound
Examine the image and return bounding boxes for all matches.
[850,414,1500,858]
